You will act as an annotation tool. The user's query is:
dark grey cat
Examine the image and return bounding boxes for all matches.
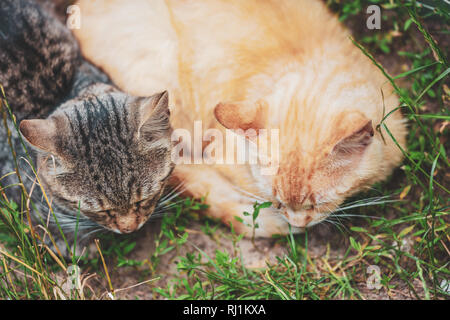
[0,0,174,254]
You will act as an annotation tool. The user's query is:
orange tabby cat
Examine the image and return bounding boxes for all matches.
[74,0,406,236]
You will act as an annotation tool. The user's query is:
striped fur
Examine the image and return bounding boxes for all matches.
[0,0,174,255]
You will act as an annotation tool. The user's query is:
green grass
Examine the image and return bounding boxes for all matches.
[0,0,448,300]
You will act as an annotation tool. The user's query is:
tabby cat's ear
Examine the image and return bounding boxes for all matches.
[331,113,374,157]
[19,119,58,154]
[214,100,268,135]
[138,91,171,140]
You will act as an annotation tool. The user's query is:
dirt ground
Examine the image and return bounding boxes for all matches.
[84,215,424,300]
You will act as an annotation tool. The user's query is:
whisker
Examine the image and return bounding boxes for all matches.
[230,184,270,203]
[159,198,185,209]
[322,217,346,234]
[158,189,186,207]
[340,195,393,207]
[338,199,400,211]
[159,182,186,203]
[149,210,176,221]
[79,227,103,242]
[332,213,383,220]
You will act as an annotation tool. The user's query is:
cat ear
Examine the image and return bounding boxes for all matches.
[332,116,374,157]
[19,119,58,154]
[214,100,267,135]
[138,91,171,140]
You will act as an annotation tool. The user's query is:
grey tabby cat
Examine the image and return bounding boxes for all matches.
[0,0,174,252]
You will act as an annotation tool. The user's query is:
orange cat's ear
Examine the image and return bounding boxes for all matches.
[19,119,58,154]
[332,114,374,157]
[214,100,267,135]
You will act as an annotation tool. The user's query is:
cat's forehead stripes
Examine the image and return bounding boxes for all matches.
[67,96,138,207]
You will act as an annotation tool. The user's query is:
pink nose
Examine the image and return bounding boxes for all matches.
[115,214,140,234]
[285,211,313,227]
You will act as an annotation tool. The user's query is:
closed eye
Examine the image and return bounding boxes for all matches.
[272,201,283,209]
[135,198,156,211]
[134,199,146,209]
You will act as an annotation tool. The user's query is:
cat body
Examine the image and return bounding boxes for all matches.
[0,0,174,251]
[74,0,407,236]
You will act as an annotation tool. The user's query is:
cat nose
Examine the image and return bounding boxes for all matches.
[284,209,313,227]
[115,212,140,234]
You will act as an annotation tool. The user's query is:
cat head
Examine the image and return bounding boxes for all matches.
[19,90,174,234]
[214,99,377,229]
